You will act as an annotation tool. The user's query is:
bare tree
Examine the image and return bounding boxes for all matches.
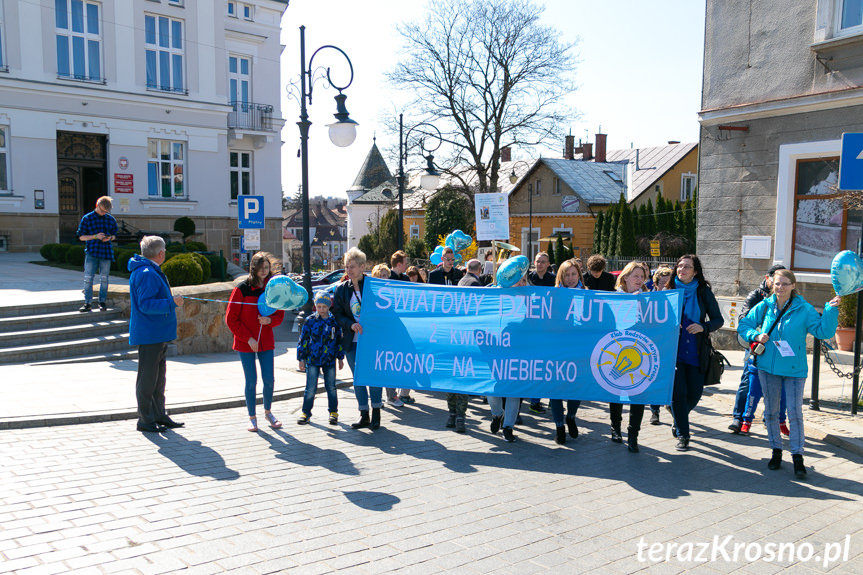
[388,0,578,196]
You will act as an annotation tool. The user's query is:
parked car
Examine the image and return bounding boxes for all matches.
[310,269,345,287]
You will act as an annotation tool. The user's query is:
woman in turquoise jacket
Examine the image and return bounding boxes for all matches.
[737,269,840,478]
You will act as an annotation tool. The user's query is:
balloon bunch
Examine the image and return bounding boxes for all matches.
[257,275,309,316]
[430,229,473,266]
[495,255,530,288]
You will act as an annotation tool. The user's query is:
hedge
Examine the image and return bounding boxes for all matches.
[65,245,86,266]
[50,244,72,263]
[40,243,60,261]
[171,252,211,280]
[162,255,203,287]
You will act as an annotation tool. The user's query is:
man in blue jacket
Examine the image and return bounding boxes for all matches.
[129,236,185,433]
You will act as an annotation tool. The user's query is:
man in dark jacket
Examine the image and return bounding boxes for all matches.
[728,264,785,433]
[528,252,556,286]
[428,247,464,285]
[583,254,616,292]
[390,250,410,281]
[458,259,483,287]
[129,236,185,433]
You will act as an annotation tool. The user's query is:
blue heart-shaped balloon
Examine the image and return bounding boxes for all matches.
[430,245,445,266]
[831,250,863,297]
[258,293,278,317]
[496,255,529,288]
[445,229,473,253]
[264,275,309,311]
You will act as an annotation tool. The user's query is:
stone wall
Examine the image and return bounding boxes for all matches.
[108,280,242,355]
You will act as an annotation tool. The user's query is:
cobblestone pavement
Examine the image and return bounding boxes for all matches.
[1,391,862,575]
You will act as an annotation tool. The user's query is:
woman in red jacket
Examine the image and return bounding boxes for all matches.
[226,252,285,432]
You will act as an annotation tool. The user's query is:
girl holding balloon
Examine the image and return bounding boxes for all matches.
[226,252,285,432]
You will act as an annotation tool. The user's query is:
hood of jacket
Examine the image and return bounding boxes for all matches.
[128,253,158,273]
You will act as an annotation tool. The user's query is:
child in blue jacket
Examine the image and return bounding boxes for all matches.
[297,292,345,425]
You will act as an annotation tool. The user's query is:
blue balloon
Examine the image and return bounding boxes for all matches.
[430,245,445,266]
[831,250,863,297]
[258,293,278,317]
[445,229,473,253]
[264,274,309,311]
[496,255,529,288]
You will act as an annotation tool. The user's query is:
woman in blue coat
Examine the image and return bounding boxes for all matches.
[737,269,839,478]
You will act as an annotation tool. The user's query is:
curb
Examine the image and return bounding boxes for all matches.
[0,380,354,430]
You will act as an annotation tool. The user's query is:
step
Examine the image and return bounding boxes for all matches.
[28,349,140,366]
[0,333,131,364]
[0,300,84,319]
[0,309,125,332]
[0,320,129,347]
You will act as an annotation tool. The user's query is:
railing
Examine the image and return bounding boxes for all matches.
[228,101,274,131]
[604,257,678,272]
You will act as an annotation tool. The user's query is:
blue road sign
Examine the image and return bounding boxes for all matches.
[238,195,265,229]
[839,133,863,191]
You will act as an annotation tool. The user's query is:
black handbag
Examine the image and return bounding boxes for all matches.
[704,338,731,386]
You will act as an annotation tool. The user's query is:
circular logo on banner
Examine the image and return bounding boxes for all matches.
[590,330,660,398]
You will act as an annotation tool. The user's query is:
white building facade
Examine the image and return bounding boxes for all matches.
[0,0,288,262]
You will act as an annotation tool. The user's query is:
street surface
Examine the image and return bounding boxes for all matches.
[1,389,862,574]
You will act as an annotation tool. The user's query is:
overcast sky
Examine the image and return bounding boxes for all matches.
[278,0,706,201]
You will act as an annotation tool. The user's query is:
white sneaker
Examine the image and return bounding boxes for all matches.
[387,397,404,407]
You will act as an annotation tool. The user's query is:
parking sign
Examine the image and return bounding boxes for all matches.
[238,195,265,229]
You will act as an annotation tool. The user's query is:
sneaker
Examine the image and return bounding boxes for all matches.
[399,396,415,404]
[297,413,310,425]
[650,411,660,425]
[445,413,456,428]
[529,402,546,414]
[328,412,338,425]
[780,422,790,437]
[99,302,107,311]
[676,437,690,451]
[740,422,751,434]
[387,397,404,407]
[455,416,466,433]
[728,419,742,433]
[502,426,517,443]
[490,415,503,435]
[79,303,92,312]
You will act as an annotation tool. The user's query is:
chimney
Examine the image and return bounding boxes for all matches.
[582,142,593,161]
[595,133,607,163]
[565,135,575,160]
[500,146,511,163]
[668,140,680,145]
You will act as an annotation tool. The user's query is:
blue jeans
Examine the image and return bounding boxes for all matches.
[346,348,382,410]
[671,362,704,438]
[301,364,338,415]
[488,396,520,427]
[744,364,787,424]
[758,371,806,455]
[550,400,581,427]
[239,350,274,416]
[83,253,111,304]
[732,349,753,419]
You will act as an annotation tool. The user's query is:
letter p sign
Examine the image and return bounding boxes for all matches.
[238,195,265,229]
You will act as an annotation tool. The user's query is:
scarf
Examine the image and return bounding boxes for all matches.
[679,278,701,324]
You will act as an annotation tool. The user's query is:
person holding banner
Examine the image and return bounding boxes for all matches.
[333,248,384,430]
[737,269,839,478]
[649,265,675,425]
[668,255,724,452]
[226,252,285,432]
[609,262,649,452]
[371,264,404,408]
[550,259,585,444]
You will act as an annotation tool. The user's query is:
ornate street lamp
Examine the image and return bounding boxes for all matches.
[290,25,358,310]
[393,115,442,251]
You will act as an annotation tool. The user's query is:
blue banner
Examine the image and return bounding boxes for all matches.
[355,279,683,404]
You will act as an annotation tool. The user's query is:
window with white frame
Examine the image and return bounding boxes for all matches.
[228,55,251,108]
[145,14,184,93]
[0,126,9,193]
[838,0,863,33]
[242,3,253,20]
[168,0,184,6]
[55,0,103,82]
[791,157,862,272]
[147,139,185,198]
[230,150,252,200]
[680,173,696,202]
[227,1,236,17]
[409,224,420,239]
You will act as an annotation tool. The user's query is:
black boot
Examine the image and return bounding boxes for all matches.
[565,415,578,438]
[555,426,566,445]
[445,412,456,428]
[502,426,517,442]
[610,426,623,443]
[627,426,639,453]
[455,416,466,433]
[792,454,807,479]
[370,407,381,430]
[768,448,782,470]
[351,411,370,429]
[490,415,502,435]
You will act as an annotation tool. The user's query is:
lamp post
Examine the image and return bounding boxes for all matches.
[510,164,535,259]
[394,114,442,251]
[293,25,358,310]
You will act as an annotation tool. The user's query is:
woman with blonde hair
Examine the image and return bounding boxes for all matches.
[549,259,584,443]
[226,252,285,432]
